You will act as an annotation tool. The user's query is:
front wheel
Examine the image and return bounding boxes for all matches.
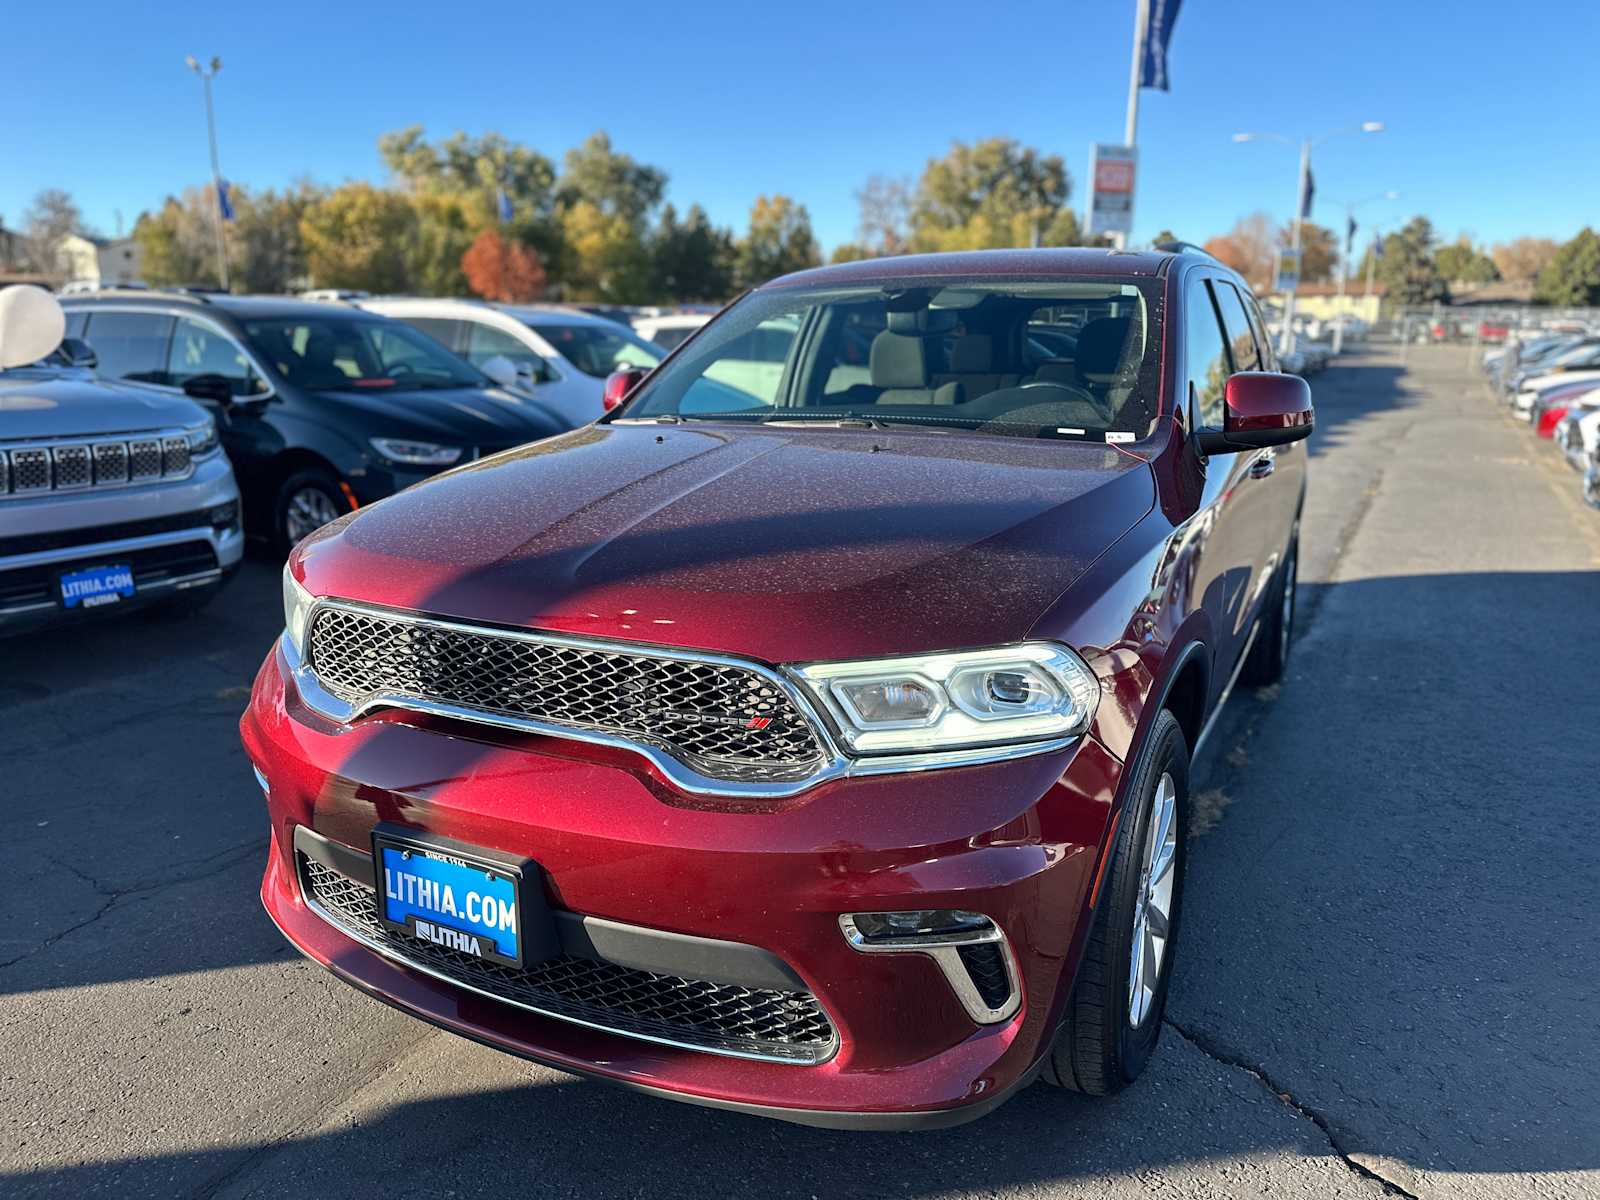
[273,470,344,556]
[1042,709,1189,1095]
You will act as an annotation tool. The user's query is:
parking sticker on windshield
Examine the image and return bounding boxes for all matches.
[1106,432,1135,444]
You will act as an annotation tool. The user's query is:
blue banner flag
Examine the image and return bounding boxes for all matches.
[1138,0,1183,91]
[497,188,513,223]
[1299,167,1315,220]
[216,178,234,222]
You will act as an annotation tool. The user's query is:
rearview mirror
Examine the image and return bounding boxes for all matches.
[182,373,235,407]
[480,354,519,389]
[1195,372,1314,454]
[59,337,97,369]
[603,366,650,412]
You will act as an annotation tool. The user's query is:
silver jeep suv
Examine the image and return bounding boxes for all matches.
[0,297,243,635]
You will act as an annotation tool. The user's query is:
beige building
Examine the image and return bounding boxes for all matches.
[1267,281,1387,323]
[57,233,143,288]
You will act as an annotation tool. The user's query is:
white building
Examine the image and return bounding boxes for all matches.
[57,233,143,288]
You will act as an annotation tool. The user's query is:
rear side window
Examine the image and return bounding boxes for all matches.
[1242,294,1275,371]
[85,311,174,386]
[1212,282,1261,372]
[166,317,263,396]
[465,321,553,381]
[1184,280,1230,429]
[64,311,88,339]
[404,317,463,351]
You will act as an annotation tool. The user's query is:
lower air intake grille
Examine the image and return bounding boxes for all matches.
[306,604,828,783]
[957,942,1014,1011]
[299,854,836,1064]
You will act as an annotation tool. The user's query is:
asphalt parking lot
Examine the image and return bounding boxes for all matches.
[3,345,1597,1200]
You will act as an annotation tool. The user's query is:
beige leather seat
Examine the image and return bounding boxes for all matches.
[869,332,963,405]
[933,334,1019,400]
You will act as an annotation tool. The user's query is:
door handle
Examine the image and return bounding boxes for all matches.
[1248,450,1276,479]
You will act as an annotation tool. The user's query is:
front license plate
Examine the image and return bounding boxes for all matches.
[60,563,135,608]
[373,828,552,969]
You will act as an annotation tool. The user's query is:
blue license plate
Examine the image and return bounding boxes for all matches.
[376,836,524,966]
[60,563,135,608]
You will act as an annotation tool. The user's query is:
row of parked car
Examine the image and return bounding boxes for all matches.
[1482,327,1600,508]
[0,284,710,636]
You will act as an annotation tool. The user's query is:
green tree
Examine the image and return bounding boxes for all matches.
[907,137,1073,251]
[1149,229,1179,247]
[1376,216,1448,305]
[830,242,873,264]
[737,194,821,287]
[233,183,322,292]
[649,204,736,301]
[299,183,417,292]
[1534,228,1600,307]
[133,192,214,286]
[1434,237,1499,286]
[557,131,666,225]
[408,191,479,296]
[552,132,668,301]
[380,126,557,217]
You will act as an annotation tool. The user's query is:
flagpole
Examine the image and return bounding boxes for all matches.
[1281,138,1308,357]
[186,55,230,291]
[1119,0,1148,250]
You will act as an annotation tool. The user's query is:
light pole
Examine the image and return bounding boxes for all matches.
[185,55,230,291]
[1233,122,1383,355]
[1333,190,1399,354]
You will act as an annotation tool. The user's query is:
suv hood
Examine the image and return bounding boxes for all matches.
[297,425,1154,663]
[315,383,568,445]
[0,376,208,438]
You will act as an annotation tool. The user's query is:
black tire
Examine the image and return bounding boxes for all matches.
[1241,523,1298,686]
[273,469,345,556]
[1042,709,1189,1095]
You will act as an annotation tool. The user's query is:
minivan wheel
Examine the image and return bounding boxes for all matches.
[274,470,344,555]
[1241,524,1298,686]
[1042,709,1189,1096]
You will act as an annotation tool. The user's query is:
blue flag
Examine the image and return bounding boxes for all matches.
[1299,167,1315,219]
[216,178,234,222]
[1138,0,1182,91]
[497,188,513,223]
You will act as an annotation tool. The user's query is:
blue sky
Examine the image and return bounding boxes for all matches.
[3,0,1595,256]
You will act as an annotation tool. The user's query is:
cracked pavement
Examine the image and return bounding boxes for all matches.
[2,347,1596,1198]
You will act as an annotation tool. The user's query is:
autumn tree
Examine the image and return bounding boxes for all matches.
[1491,237,1559,284]
[299,183,416,292]
[737,194,821,287]
[907,138,1078,251]
[461,228,546,302]
[553,132,667,301]
[20,189,87,275]
[855,174,912,256]
[1203,212,1277,289]
[1288,222,1337,283]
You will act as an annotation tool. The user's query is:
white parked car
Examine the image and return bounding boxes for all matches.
[632,313,712,352]
[357,298,665,425]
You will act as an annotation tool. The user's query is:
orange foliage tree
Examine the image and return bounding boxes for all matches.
[461,229,546,302]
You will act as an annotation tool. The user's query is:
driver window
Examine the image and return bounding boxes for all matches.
[1185,280,1229,430]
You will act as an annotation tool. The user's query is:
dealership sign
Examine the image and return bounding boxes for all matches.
[1087,144,1137,237]
[1274,247,1301,293]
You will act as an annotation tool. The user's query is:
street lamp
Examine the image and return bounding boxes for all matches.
[1332,190,1399,353]
[1233,122,1384,355]
[184,55,230,291]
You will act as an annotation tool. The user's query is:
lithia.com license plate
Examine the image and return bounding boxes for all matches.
[373,830,543,969]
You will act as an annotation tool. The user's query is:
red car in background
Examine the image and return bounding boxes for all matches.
[243,246,1313,1128]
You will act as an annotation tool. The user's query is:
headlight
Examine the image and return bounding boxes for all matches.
[793,643,1099,755]
[282,564,316,656]
[368,438,462,466]
[186,419,220,458]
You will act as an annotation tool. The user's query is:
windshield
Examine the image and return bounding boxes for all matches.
[529,321,663,378]
[242,316,485,391]
[1546,341,1600,369]
[617,278,1163,442]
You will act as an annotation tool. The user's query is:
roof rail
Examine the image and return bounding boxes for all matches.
[158,286,225,303]
[1152,240,1221,263]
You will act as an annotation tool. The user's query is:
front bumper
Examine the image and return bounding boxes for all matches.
[0,455,243,632]
[243,638,1125,1127]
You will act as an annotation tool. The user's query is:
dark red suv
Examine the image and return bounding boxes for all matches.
[244,247,1312,1128]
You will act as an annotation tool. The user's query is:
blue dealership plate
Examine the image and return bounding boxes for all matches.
[59,563,135,608]
[373,830,553,968]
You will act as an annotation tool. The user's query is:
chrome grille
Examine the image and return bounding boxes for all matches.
[52,445,91,488]
[128,440,162,480]
[93,442,129,483]
[300,855,835,1063]
[11,449,49,491]
[0,431,194,497]
[307,605,828,782]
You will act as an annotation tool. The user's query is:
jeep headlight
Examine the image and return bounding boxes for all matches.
[186,418,220,458]
[282,564,316,656]
[793,643,1100,755]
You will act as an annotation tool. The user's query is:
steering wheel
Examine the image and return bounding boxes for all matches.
[1018,379,1099,406]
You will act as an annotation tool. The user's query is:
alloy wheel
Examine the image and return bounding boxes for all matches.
[1128,771,1178,1029]
[285,486,340,543]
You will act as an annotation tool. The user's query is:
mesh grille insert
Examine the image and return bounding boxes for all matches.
[307,605,828,783]
[300,854,835,1063]
[956,942,1013,1011]
[52,445,91,487]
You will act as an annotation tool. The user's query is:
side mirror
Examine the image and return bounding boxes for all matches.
[59,337,97,369]
[182,373,235,407]
[603,366,650,412]
[1195,372,1314,455]
[480,354,519,389]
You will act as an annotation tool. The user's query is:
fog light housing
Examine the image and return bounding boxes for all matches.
[209,500,240,532]
[840,910,1021,1024]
